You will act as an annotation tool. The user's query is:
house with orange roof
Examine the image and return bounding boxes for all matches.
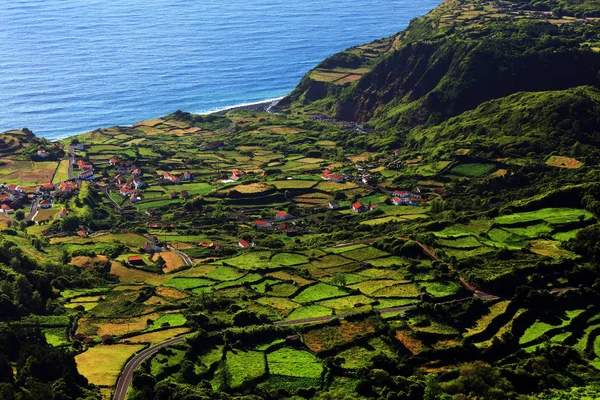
[238,239,252,248]
[352,202,367,213]
[254,220,272,228]
[162,171,180,184]
[275,211,292,221]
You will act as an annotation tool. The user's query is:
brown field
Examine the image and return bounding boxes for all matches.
[75,344,145,387]
[309,70,348,82]
[546,156,582,169]
[155,286,189,299]
[71,255,110,269]
[112,285,143,291]
[110,262,162,284]
[123,327,190,344]
[530,240,576,259]
[296,157,326,164]
[152,251,184,273]
[162,119,191,129]
[395,330,424,354]
[256,297,299,317]
[303,319,376,353]
[134,126,165,135]
[334,74,362,85]
[0,160,58,185]
[493,169,508,177]
[76,312,164,337]
[143,296,167,306]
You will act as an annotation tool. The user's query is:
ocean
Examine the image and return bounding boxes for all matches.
[0,0,440,140]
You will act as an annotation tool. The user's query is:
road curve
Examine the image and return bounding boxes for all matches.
[167,245,193,266]
[112,302,424,400]
[113,336,186,400]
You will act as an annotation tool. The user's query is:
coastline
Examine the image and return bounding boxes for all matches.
[46,96,286,142]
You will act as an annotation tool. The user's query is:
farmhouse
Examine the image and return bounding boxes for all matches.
[163,172,180,184]
[392,190,410,198]
[0,194,14,203]
[322,170,344,183]
[1,204,14,214]
[238,239,252,248]
[130,194,141,203]
[254,220,272,228]
[352,202,367,213]
[132,178,144,189]
[328,200,339,210]
[127,255,144,265]
[183,171,191,180]
[39,200,52,209]
[109,158,118,166]
[58,209,68,218]
[39,183,55,192]
[230,169,245,181]
[59,181,76,192]
[132,168,142,176]
[143,242,162,253]
[37,150,49,158]
[79,169,95,180]
[275,211,292,220]
[76,159,93,170]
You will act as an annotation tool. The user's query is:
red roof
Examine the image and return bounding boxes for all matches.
[77,231,87,237]
[254,220,270,226]
[393,197,401,202]
[39,183,55,190]
[239,239,251,248]
[231,169,245,176]
[59,209,68,215]
[352,202,364,209]
[109,158,118,163]
[128,255,143,261]
[275,211,289,217]
[1,204,11,210]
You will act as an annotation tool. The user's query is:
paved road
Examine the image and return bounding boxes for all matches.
[100,185,122,211]
[67,146,75,180]
[113,336,185,400]
[167,245,193,266]
[24,197,39,222]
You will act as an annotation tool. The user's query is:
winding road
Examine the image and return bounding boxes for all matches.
[167,245,193,266]
[112,301,455,400]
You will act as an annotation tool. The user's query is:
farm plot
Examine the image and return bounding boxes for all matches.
[519,310,585,345]
[52,160,70,183]
[293,283,348,303]
[338,337,397,369]
[285,305,332,320]
[225,251,278,270]
[0,160,58,185]
[125,327,191,344]
[449,163,496,177]
[271,253,309,266]
[372,283,421,298]
[494,208,594,226]
[75,344,145,387]
[267,348,323,378]
[225,350,266,389]
[302,317,378,353]
[546,156,582,169]
[271,180,317,190]
[146,313,187,331]
[163,277,214,290]
[436,236,483,249]
[341,246,389,261]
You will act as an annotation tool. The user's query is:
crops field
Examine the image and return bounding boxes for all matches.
[450,163,496,177]
[75,344,145,386]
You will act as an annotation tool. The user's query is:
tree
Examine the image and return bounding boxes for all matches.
[155,255,166,270]
[331,273,347,287]
[14,210,24,221]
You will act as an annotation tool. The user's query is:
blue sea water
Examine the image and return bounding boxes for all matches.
[0,0,439,140]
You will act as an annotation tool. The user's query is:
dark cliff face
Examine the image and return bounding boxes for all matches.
[282,4,600,133]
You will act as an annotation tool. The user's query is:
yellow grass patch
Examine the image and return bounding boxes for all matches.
[227,183,273,194]
[34,208,58,222]
[133,118,164,127]
[123,327,190,344]
[348,152,375,163]
[296,157,326,164]
[546,156,582,169]
[75,344,145,387]
[315,181,358,192]
[493,169,508,177]
[455,148,471,156]
[259,126,302,135]
[134,125,165,135]
[530,240,576,259]
[153,251,184,273]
